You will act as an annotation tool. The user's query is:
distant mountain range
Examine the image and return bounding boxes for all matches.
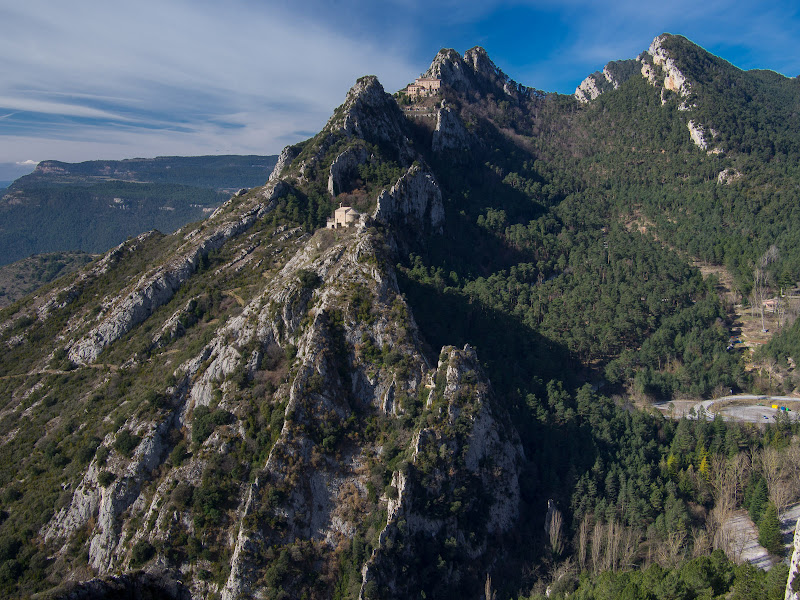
[0,154,278,266]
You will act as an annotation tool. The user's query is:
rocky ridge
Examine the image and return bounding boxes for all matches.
[574,34,721,152]
[24,73,521,600]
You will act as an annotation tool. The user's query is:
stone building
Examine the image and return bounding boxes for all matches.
[326,203,361,229]
[406,77,441,98]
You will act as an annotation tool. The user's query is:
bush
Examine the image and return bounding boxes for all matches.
[170,440,188,466]
[97,471,116,487]
[113,430,141,457]
[297,269,321,290]
[192,406,234,445]
[130,540,155,567]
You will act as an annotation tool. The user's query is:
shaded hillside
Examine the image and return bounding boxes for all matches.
[0,155,278,266]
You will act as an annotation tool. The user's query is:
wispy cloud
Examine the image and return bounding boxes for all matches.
[1,0,799,163]
[0,0,419,163]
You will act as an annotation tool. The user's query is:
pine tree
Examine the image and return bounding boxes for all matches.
[758,502,783,556]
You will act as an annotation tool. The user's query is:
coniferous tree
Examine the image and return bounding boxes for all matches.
[758,502,783,556]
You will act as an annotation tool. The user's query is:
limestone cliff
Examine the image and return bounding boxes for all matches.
[788,519,800,600]
[424,46,532,101]
[15,70,520,600]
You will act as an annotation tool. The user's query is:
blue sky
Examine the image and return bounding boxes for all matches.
[1,0,799,180]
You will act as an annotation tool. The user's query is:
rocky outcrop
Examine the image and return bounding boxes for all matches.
[687,120,708,150]
[328,144,369,196]
[575,59,640,103]
[648,34,691,98]
[360,345,523,598]
[424,46,530,101]
[717,168,742,184]
[269,143,301,182]
[432,101,470,152]
[43,413,178,572]
[293,76,417,189]
[373,165,445,234]
[575,73,604,103]
[788,519,800,600]
[329,76,414,161]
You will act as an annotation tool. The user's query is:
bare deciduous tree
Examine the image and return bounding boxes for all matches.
[549,507,564,557]
[591,520,603,574]
[752,245,779,332]
[484,574,496,600]
[577,513,591,571]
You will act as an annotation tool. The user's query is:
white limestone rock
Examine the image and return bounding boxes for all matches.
[373,165,445,234]
[432,102,470,152]
[328,144,368,197]
[688,120,708,150]
[717,168,742,184]
[269,144,301,182]
[648,34,691,98]
[787,519,800,600]
[575,74,602,103]
[67,180,288,365]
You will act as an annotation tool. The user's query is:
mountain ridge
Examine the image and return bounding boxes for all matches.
[0,32,798,599]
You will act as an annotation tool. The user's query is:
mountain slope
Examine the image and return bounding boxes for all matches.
[0,33,798,599]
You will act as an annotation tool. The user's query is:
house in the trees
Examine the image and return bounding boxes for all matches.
[326,203,361,229]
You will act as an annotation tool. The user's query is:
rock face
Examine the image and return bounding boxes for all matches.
[374,165,445,234]
[424,46,531,100]
[359,345,523,599]
[27,66,518,600]
[269,144,301,182]
[575,73,604,103]
[328,145,369,197]
[37,571,191,600]
[687,120,708,150]
[788,519,800,600]
[717,168,742,184]
[648,35,691,98]
[574,59,640,103]
[432,102,470,152]
[67,180,289,364]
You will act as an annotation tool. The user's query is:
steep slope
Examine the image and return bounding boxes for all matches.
[0,252,96,308]
[0,75,522,600]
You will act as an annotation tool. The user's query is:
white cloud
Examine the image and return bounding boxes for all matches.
[16,160,38,166]
[0,0,419,163]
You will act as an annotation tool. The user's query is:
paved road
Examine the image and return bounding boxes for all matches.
[691,395,800,423]
[657,395,800,423]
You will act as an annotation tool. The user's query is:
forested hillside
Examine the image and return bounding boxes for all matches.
[0,34,797,599]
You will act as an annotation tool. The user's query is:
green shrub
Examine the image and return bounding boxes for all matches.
[130,540,155,567]
[297,269,321,290]
[113,430,141,457]
[97,471,116,487]
[192,406,234,445]
[170,440,188,466]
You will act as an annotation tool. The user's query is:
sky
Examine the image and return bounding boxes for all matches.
[1,0,799,180]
